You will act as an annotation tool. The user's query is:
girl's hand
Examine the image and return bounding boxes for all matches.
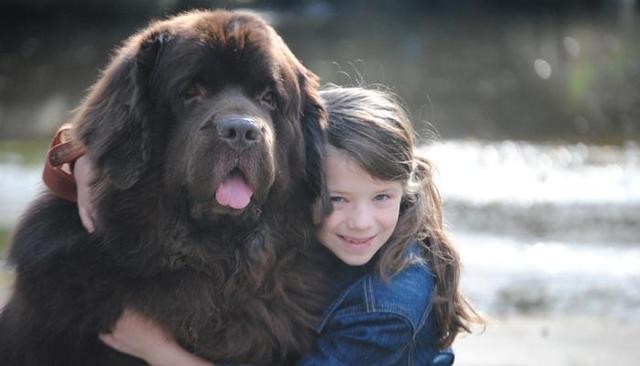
[99,309,214,366]
[99,309,174,363]
[74,155,96,233]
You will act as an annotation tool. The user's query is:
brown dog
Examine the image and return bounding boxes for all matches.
[0,10,330,366]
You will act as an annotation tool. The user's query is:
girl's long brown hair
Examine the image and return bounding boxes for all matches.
[319,86,483,348]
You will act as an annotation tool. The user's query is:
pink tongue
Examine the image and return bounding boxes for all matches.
[215,174,253,209]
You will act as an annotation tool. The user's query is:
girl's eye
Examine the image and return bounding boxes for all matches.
[183,83,207,101]
[330,196,345,204]
[259,89,277,109]
[373,194,391,202]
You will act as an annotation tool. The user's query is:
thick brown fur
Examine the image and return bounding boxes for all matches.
[0,10,331,366]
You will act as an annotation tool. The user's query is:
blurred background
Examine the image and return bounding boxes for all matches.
[1,0,639,365]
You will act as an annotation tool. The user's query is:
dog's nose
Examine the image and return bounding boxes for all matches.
[216,117,261,150]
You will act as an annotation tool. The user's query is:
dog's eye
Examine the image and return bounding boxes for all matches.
[183,83,207,101]
[259,89,277,109]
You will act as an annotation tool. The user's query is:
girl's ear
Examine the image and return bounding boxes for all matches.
[73,32,171,190]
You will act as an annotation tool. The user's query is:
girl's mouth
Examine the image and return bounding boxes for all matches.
[338,234,375,245]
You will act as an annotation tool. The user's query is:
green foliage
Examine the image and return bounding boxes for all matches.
[0,228,9,259]
[0,233,14,297]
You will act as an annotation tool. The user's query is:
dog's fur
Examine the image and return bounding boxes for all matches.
[0,10,331,365]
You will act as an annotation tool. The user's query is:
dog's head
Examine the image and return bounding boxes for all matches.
[73,10,330,227]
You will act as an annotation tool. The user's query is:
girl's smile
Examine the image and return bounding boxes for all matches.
[339,234,376,245]
[337,234,376,253]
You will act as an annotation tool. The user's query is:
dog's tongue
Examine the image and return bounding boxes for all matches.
[215,173,253,209]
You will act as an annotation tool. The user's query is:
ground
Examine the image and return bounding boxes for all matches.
[455,314,640,366]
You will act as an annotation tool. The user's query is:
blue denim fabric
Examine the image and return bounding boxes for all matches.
[296,243,455,366]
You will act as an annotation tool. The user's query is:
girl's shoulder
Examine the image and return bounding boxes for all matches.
[319,243,435,332]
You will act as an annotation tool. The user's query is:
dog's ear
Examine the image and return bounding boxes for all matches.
[298,69,332,220]
[73,31,171,190]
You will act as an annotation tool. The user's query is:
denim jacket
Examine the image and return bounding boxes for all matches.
[296,243,455,366]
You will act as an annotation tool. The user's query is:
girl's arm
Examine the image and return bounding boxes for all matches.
[295,312,415,365]
[73,155,96,232]
[99,309,214,366]
[102,310,451,366]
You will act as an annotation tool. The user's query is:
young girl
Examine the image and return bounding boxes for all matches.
[44,86,480,365]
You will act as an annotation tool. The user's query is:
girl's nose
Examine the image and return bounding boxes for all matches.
[347,204,373,230]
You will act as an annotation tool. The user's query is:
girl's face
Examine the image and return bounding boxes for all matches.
[317,148,403,266]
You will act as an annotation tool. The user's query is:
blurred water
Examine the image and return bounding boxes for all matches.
[0,157,43,229]
[422,141,640,205]
[417,140,640,319]
[421,141,640,243]
[2,140,639,319]
[457,232,640,320]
